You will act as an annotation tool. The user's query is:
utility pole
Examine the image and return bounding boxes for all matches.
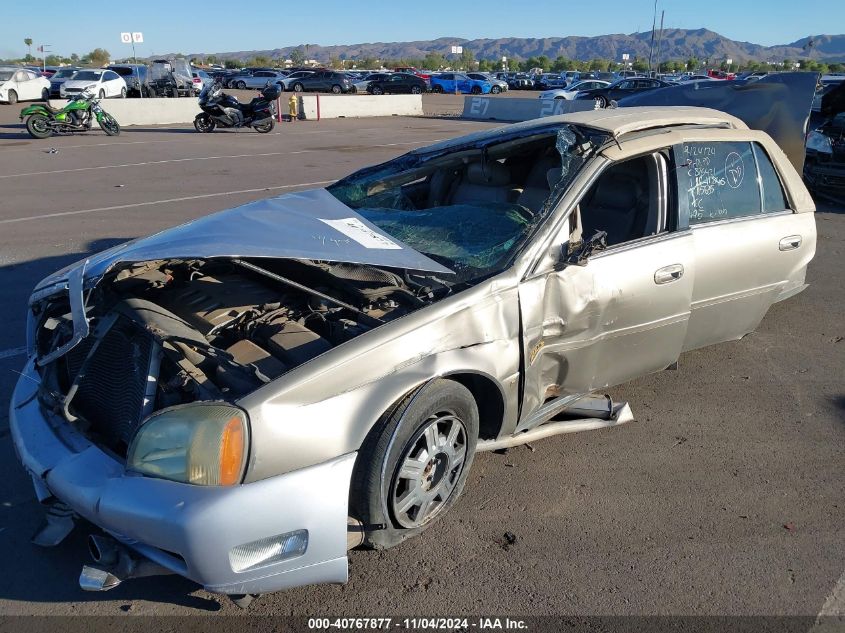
[654,10,665,76]
[647,0,658,73]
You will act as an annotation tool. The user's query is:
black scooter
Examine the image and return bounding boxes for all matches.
[194,79,279,133]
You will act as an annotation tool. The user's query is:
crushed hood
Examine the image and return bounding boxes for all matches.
[617,72,818,173]
[30,188,452,364]
[37,188,452,293]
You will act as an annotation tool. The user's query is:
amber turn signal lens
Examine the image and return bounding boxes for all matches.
[219,416,245,486]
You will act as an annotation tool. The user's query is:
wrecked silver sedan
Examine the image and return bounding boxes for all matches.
[10,107,816,605]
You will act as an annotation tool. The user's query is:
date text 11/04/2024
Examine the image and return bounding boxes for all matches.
[307,617,529,630]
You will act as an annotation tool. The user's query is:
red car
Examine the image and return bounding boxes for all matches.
[707,69,736,80]
[394,66,431,81]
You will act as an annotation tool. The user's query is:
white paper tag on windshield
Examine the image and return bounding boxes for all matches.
[320,217,402,250]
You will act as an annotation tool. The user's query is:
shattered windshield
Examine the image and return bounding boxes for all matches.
[328,124,603,281]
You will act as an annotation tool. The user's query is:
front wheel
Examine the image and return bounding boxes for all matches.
[350,379,479,549]
[253,119,274,133]
[292,83,304,92]
[371,86,384,95]
[471,86,482,95]
[410,85,421,94]
[41,88,50,101]
[432,85,443,94]
[491,85,501,94]
[236,81,246,90]
[194,113,216,133]
[7,90,18,104]
[120,87,126,98]
[99,90,105,99]
[26,114,53,139]
[595,95,608,108]
[98,113,120,136]
[331,84,342,94]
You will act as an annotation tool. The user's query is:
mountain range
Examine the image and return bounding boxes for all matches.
[189,29,845,64]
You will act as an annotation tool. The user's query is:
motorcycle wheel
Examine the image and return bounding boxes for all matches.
[98,113,121,136]
[26,114,53,139]
[253,119,274,133]
[194,114,216,133]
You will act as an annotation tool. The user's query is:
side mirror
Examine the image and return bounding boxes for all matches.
[557,230,608,269]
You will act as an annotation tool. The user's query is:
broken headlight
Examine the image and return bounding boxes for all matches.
[127,403,249,486]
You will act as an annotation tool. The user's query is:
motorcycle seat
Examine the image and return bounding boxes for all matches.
[41,104,65,114]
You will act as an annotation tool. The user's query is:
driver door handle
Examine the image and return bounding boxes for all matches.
[654,264,684,285]
[779,235,802,251]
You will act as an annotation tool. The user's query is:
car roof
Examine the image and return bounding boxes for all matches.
[415,106,748,154]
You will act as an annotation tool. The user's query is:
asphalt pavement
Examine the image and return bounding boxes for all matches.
[0,99,842,624]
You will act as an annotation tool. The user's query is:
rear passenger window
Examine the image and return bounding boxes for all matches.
[680,141,760,225]
[753,144,789,212]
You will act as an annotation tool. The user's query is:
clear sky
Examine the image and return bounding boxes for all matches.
[1,0,841,59]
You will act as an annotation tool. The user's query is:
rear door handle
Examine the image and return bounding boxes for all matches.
[654,264,684,285]
[779,235,802,251]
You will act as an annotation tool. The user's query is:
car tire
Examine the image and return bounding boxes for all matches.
[350,379,479,550]
[331,84,342,94]
[596,95,608,108]
[491,85,501,94]
[410,85,421,94]
[293,83,303,92]
[371,86,384,95]
[7,90,17,105]
[41,88,50,101]
[99,89,105,99]
[470,86,482,95]
[120,87,126,98]
[236,81,247,90]
[432,85,443,93]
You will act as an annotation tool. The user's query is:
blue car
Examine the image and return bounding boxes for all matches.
[430,72,492,95]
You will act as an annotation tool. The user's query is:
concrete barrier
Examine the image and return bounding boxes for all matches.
[296,94,423,120]
[461,96,595,122]
[49,97,201,126]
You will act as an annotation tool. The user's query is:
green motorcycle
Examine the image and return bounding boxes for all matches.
[20,87,120,139]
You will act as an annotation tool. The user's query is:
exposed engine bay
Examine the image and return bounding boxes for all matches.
[33,258,444,455]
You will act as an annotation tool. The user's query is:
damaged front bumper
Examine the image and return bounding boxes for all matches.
[9,359,356,596]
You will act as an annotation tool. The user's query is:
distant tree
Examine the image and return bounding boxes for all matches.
[507,58,520,71]
[829,63,844,73]
[685,57,699,71]
[588,58,609,71]
[70,53,80,62]
[632,58,648,72]
[423,52,446,70]
[86,48,110,66]
[45,54,61,66]
[536,55,550,71]
[224,59,240,69]
[477,59,492,72]
[206,55,217,65]
[24,38,32,57]
[252,55,271,66]
[459,48,475,70]
[290,48,306,66]
[361,56,378,69]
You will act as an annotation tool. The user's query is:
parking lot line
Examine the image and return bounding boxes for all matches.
[0,140,440,179]
[0,180,337,225]
[816,570,845,619]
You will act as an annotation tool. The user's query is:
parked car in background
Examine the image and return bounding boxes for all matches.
[394,66,431,81]
[192,69,213,93]
[48,67,82,98]
[233,70,286,90]
[506,73,534,90]
[431,73,492,94]
[288,70,353,93]
[367,73,427,94]
[538,79,610,100]
[679,74,712,82]
[107,64,148,98]
[575,77,673,106]
[468,72,507,93]
[707,69,736,80]
[353,72,389,93]
[534,73,567,90]
[280,70,316,91]
[61,69,127,99]
[0,67,51,103]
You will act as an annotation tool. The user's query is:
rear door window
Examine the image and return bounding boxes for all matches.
[679,141,760,225]
[752,144,790,212]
